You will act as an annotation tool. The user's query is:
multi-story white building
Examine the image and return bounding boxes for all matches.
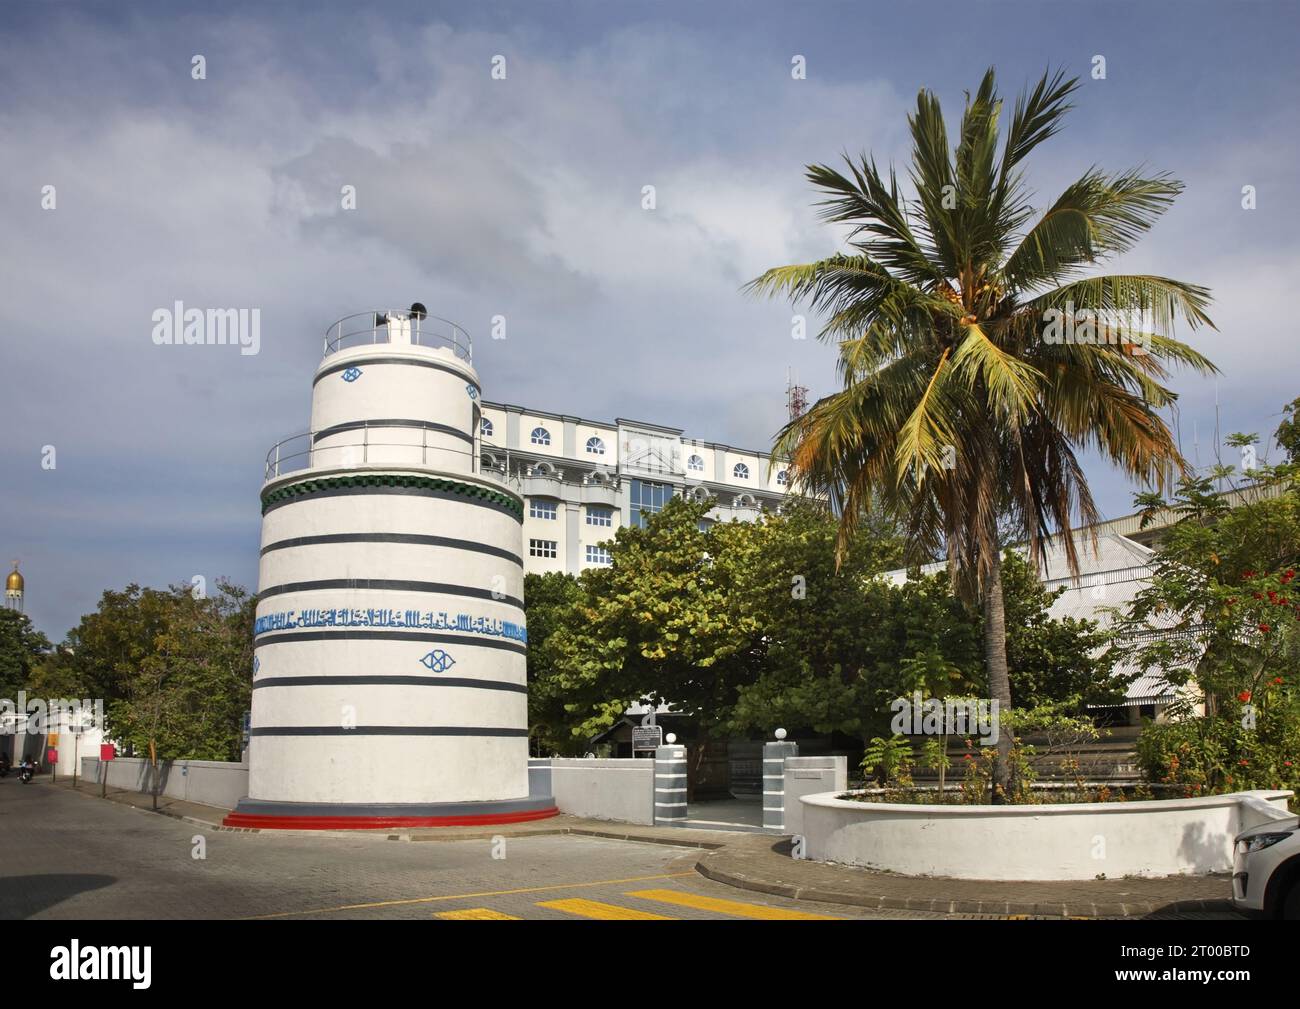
[476,402,796,576]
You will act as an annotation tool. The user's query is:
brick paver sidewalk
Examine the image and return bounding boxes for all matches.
[52,778,231,829]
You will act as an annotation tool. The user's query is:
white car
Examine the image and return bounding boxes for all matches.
[1233,816,1300,917]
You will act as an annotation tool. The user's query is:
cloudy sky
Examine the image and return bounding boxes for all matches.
[3,0,1298,638]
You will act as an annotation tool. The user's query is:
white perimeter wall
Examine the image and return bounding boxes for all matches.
[530,757,655,825]
[80,756,249,811]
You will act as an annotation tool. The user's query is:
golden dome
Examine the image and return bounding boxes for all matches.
[5,563,22,592]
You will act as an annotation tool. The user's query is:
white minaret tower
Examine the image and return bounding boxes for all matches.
[227,305,554,828]
[4,562,22,612]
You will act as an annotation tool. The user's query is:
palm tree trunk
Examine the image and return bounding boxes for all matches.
[983,549,1013,804]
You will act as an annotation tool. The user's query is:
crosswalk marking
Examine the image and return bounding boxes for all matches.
[436,908,521,920]
[626,888,840,920]
[538,898,675,920]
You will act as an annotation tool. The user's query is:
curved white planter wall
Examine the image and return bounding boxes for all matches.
[800,789,1294,880]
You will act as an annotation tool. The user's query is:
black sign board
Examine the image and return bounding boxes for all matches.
[632,725,663,751]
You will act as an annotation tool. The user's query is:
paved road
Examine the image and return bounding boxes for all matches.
[0,781,1244,920]
[0,779,938,920]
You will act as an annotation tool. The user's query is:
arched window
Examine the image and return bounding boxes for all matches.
[586,436,606,456]
[481,417,494,438]
[687,454,705,472]
[776,469,788,486]
[733,462,750,480]
[530,427,551,447]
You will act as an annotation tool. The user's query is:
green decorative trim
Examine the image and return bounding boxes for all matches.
[261,473,523,520]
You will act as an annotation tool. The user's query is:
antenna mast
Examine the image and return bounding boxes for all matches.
[785,368,808,422]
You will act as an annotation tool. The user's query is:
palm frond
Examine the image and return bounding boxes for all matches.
[1021,273,1216,337]
[805,159,947,287]
[950,323,1044,423]
[1001,171,1186,292]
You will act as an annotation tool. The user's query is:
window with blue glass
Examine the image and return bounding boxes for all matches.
[733,462,750,480]
[687,454,705,472]
[481,417,494,437]
[529,499,558,520]
[587,506,613,527]
[585,545,611,566]
[629,479,671,529]
[585,436,606,456]
[530,426,551,446]
[776,469,787,486]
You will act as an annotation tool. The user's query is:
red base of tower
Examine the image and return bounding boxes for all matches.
[221,805,560,831]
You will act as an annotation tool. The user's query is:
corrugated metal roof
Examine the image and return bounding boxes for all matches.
[1115,666,1179,706]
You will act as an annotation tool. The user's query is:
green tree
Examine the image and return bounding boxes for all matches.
[0,608,51,700]
[722,498,919,739]
[524,571,587,755]
[1114,410,1300,797]
[728,568,981,741]
[1116,458,1300,719]
[44,584,177,706]
[748,67,1215,799]
[538,498,758,761]
[529,491,1115,761]
[1273,396,1300,464]
[99,581,254,772]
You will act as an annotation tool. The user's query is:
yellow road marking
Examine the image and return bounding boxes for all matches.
[436,908,521,920]
[244,871,694,919]
[538,898,675,920]
[626,888,840,920]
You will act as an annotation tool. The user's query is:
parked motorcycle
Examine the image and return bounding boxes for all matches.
[18,761,34,784]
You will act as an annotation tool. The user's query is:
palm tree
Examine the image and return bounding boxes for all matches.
[748,68,1216,800]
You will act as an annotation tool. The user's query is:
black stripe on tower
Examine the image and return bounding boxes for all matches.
[254,629,527,655]
[250,725,529,737]
[251,675,527,693]
[260,533,523,566]
[257,579,523,611]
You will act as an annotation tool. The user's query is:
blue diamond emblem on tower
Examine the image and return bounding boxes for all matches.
[419,649,456,673]
[341,367,362,382]
[466,383,478,400]
[253,655,260,674]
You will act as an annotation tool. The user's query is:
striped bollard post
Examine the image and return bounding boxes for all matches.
[763,729,799,833]
[654,739,688,826]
